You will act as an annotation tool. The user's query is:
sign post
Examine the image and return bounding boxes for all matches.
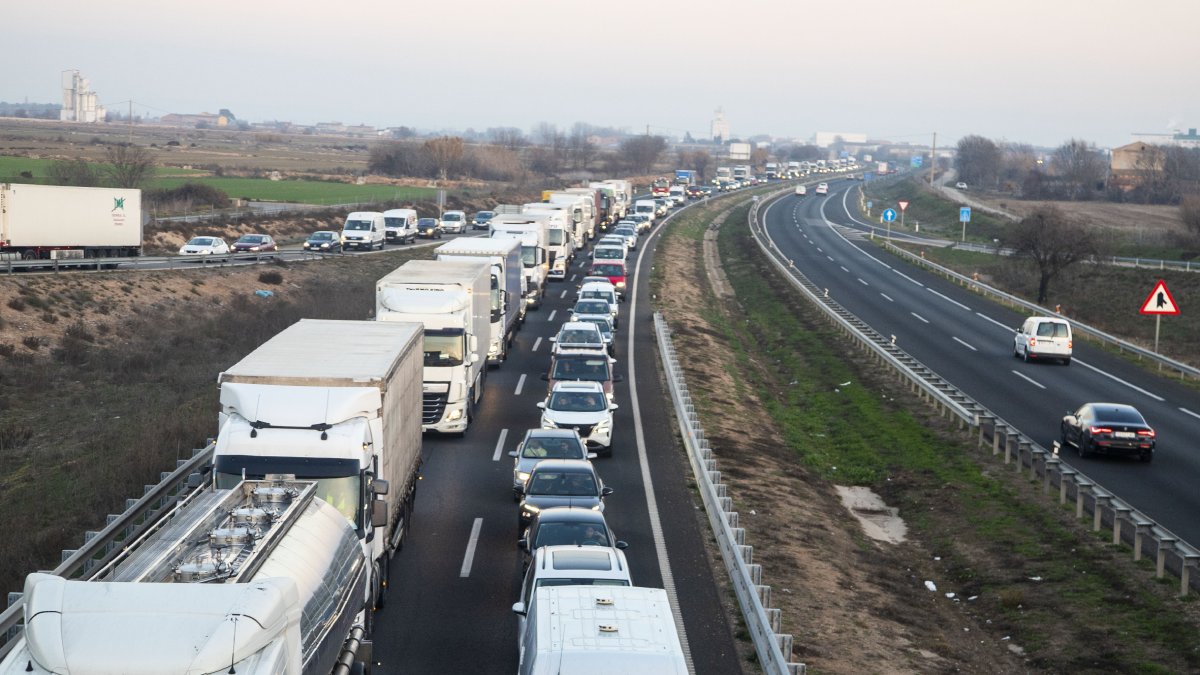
[959,206,971,242]
[1139,279,1180,356]
[898,200,909,231]
[882,208,897,241]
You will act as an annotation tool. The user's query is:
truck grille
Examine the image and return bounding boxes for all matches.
[422,392,448,425]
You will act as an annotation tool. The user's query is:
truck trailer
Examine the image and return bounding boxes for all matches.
[0,183,142,260]
[376,259,491,435]
[490,214,550,308]
[213,318,424,622]
[435,237,524,365]
[0,479,372,675]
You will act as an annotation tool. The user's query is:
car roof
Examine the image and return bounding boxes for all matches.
[529,459,596,472]
[579,281,616,291]
[531,507,607,525]
[550,380,606,393]
[522,428,584,442]
[558,321,601,332]
[535,546,627,574]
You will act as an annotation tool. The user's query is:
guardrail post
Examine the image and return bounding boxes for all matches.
[993,423,1006,456]
[1133,520,1153,561]
[776,633,793,661]
[1112,505,1131,546]
[1005,435,1018,465]
[1043,455,1059,495]
[767,608,781,632]
[1181,554,1199,597]
[1058,468,1076,505]
[1075,479,1093,519]
[1017,439,1031,473]
[1093,493,1112,532]
[1157,538,1177,578]
[977,415,992,451]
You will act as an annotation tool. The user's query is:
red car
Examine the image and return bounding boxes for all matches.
[588,261,627,297]
[231,234,278,255]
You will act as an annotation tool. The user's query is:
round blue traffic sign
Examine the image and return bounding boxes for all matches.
[882,208,897,222]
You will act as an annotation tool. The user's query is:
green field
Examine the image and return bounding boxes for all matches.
[150,176,437,205]
[0,155,197,181]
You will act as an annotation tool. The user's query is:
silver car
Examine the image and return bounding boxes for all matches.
[508,429,594,498]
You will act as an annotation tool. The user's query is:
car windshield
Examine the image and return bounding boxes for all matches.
[536,578,629,589]
[578,318,612,339]
[614,228,635,237]
[187,237,213,246]
[444,213,462,221]
[475,211,494,220]
[574,300,610,315]
[310,232,334,241]
[418,218,438,227]
[549,390,606,412]
[551,357,609,381]
[533,522,611,548]
[591,264,623,277]
[594,248,623,260]
[237,235,265,244]
[528,471,598,497]
[384,217,408,227]
[558,328,600,345]
[1036,322,1069,338]
[521,437,584,459]
[580,291,613,303]
[345,220,371,231]
[423,332,465,367]
[548,230,566,246]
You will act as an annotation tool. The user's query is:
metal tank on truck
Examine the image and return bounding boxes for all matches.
[434,237,524,365]
[212,318,424,626]
[375,259,491,435]
[0,183,142,260]
[0,479,373,675]
[489,213,550,308]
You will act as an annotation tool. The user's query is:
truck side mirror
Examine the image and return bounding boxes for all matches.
[508,450,519,458]
[372,479,390,496]
[601,486,614,497]
[371,499,388,528]
[512,602,526,616]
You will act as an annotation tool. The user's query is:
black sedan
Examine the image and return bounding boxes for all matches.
[517,459,611,529]
[519,507,627,564]
[302,230,342,253]
[1060,402,1156,462]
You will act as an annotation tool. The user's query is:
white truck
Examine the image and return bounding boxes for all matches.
[524,201,578,278]
[544,191,593,247]
[213,318,424,620]
[376,259,491,435]
[514,586,688,675]
[341,211,386,251]
[566,186,603,237]
[490,213,549,307]
[435,237,524,365]
[598,179,632,223]
[0,183,142,260]
[0,479,374,675]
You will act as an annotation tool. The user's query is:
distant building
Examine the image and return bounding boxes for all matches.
[813,131,867,148]
[1131,128,1200,149]
[60,70,105,123]
[1109,141,1162,191]
[160,112,232,128]
[711,107,730,143]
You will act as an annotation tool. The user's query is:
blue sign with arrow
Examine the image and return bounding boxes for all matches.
[960,206,971,222]
[882,208,897,222]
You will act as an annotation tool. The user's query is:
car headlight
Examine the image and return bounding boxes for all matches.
[522,504,541,515]
[447,409,463,421]
[303,243,311,249]
[614,281,626,290]
[320,243,330,249]
[541,415,555,429]
[516,471,530,483]
[249,246,260,252]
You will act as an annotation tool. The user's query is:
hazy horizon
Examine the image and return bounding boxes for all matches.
[7,0,1198,149]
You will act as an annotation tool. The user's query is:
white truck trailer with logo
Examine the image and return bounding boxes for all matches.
[514,586,688,675]
[213,319,424,622]
[376,259,491,435]
[435,237,524,365]
[0,479,373,675]
[490,214,549,307]
[0,183,142,260]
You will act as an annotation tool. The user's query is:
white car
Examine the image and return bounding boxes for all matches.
[955,182,969,190]
[815,183,829,196]
[795,185,807,196]
[441,210,467,233]
[577,282,619,327]
[612,225,638,250]
[1014,316,1072,365]
[538,380,617,453]
[571,298,617,329]
[178,236,229,256]
[550,321,606,354]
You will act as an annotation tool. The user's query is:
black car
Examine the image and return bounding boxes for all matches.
[519,507,627,564]
[1060,402,1156,462]
[472,211,495,230]
[517,459,611,529]
[417,217,443,239]
[302,230,342,253]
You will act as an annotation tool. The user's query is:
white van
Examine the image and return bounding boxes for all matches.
[633,199,657,222]
[441,210,468,234]
[383,208,418,244]
[341,211,386,251]
[1014,316,1073,365]
[668,185,687,205]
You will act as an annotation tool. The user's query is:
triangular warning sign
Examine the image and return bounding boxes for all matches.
[1140,280,1180,315]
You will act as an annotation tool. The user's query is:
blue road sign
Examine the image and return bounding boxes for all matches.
[960,206,971,222]
[882,208,897,222]
[867,201,874,209]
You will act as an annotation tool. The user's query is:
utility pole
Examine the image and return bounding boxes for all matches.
[128,100,133,145]
[929,132,936,188]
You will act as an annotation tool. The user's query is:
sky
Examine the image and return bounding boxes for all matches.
[6,0,1199,149]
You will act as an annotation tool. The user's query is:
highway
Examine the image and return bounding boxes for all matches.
[371,206,745,673]
[761,179,1200,545]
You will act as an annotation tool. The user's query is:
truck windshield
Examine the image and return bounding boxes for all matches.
[344,220,372,231]
[520,245,538,267]
[384,218,407,228]
[548,229,566,246]
[424,330,465,367]
[213,455,362,525]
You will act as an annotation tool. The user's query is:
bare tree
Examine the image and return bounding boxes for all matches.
[487,127,526,150]
[1003,206,1099,303]
[568,123,598,170]
[1180,194,1200,235]
[48,159,100,187]
[999,143,1037,192]
[955,135,1001,188]
[104,144,156,189]
[1053,138,1106,200]
[369,141,429,177]
[690,150,712,181]
[750,146,770,168]
[619,135,667,175]
[422,136,466,180]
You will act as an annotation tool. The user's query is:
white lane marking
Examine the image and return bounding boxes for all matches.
[1180,407,1200,420]
[514,373,526,396]
[547,309,557,322]
[858,278,869,286]
[532,337,542,352]
[927,288,971,311]
[1011,370,1047,389]
[911,312,930,324]
[560,290,567,299]
[492,428,509,462]
[569,273,577,281]
[826,255,834,261]
[880,293,894,302]
[953,337,978,351]
[840,266,850,273]
[817,247,824,253]
[976,312,1011,330]
[459,518,483,577]
[893,269,925,287]
[1073,359,1166,402]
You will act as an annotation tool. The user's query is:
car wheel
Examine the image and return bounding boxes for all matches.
[1022,349,1030,363]
[1062,358,1071,366]
[1059,427,1070,450]
[1077,436,1092,459]
[1013,344,1020,358]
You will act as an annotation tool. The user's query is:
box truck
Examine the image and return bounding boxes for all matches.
[564,187,603,236]
[376,260,491,435]
[598,179,632,222]
[213,319,424,620]
[522,203,576,279]
[490,214,550,308]
[0,183,141,260]
[435,237,524,365]
[0,478,375,675]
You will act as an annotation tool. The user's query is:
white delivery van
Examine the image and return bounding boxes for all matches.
[383,208,418,244]
[1014,316,1073,365]
[341,211,386,251]
[633,199,657,222]
[667,185,687,205]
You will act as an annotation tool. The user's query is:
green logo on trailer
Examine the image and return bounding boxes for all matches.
[113,197,125,211]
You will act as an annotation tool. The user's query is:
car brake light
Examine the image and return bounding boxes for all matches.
[1029,338,1037,347]
[1137,429,1156,437]
[1088,426,1112,434]
[1068,340,1073,348]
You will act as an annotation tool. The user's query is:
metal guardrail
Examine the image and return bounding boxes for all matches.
[654,313,805,675]
[0,444,215,658]
[881,242,1200,380]
[746,188,1200,598]
[0,250,342,275]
